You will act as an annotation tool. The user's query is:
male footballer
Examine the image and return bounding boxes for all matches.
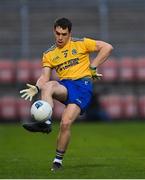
[20,17,113,171]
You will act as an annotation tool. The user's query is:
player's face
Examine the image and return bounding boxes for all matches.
[54,26,71,48]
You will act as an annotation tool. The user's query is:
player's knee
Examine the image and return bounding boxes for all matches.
[41,81,58,93]
[60,119,72,132]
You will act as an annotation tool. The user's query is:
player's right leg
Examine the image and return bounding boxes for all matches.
[23,80,68,134]
[51,103,81,171]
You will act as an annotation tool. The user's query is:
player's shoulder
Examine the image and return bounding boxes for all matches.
[43,44,57,54]
[71,37,85,42]
[71,37,94,44]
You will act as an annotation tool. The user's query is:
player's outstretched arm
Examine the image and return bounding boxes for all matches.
[20,67,51,101]
[20,84,39,101]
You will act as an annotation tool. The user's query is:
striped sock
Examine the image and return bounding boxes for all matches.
[53,149,65,164]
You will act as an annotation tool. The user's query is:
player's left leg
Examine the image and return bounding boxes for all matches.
[23,80,68,133]
[51,103,81,171]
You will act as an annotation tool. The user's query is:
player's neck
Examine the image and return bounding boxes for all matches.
[57,37,71,49]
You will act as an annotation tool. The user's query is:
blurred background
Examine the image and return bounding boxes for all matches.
[0,0,145,123]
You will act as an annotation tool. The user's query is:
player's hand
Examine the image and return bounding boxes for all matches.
[90,66,103,80]
[20,84,39,101]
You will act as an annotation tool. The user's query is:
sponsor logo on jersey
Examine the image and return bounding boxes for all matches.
[56,58,79,72]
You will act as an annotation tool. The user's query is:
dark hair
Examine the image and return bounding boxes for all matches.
[54,18,72,32]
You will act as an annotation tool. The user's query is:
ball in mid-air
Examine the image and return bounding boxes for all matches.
[31,100,52,122]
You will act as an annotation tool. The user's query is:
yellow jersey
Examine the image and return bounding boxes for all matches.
[42,37,97,80]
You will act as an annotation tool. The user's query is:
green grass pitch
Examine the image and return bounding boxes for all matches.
[0,121,145,179]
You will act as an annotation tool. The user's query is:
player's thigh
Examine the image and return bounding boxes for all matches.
[51,81,68,102]
[61,104,81,124]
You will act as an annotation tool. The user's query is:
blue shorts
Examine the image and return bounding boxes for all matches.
[58,78,93,114]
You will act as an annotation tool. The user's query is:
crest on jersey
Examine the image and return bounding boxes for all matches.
[72,49,77,55]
